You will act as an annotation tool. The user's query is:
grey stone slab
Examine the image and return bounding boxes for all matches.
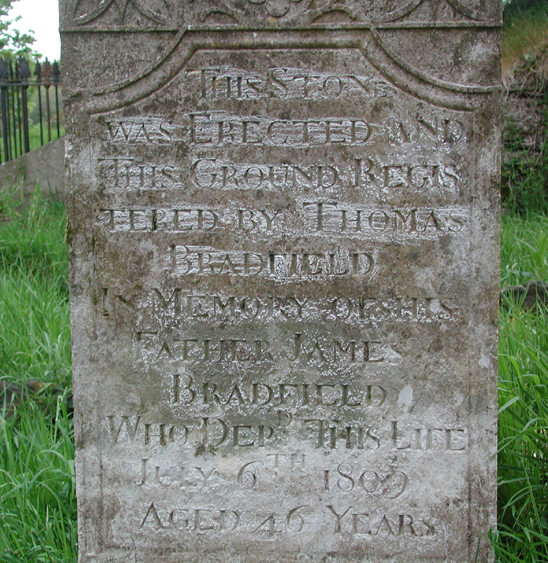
[61,2,501,562]
[0,138,65,200]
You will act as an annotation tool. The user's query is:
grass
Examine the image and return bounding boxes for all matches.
[0,191,547,560]
[495,212,548,562]
[501,213,548,286]
[0,189,76,563]
[502,149,548,215]
[0,399,75,563]
[503,1,548,78]
[0,189,70,382]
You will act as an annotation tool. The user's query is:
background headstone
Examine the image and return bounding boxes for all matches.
[0,138,65,200]
[61,1,501,562]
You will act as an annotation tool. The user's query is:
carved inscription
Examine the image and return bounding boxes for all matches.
[323,464,408,499]
[101,113,469,149]
[306,420,468,451]
[131,455,413,508]
[106,415,469,452]
[191,113,371,147]
[136,331,391,366]
[186,67,393,100]
[141,503,241,532]
[96,205,468,236]
[135,459,219,488]
[139,503,441,541]
[191,158,464,194]
[107,415,277,448]
[101,288,461,325]
[169,377,386,408]
[301,204,467,234]
[103,113,373,147]
[64,16,499,556]
[88,66,473,553]
[133,454,409,493]
[324,509,437,538]
[168,246,379,279]
[97,158,183,191]
[102,117,175,144]
[98,156,464,195]
[97,207,281,234]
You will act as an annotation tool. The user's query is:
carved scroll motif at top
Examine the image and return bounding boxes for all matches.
[64,0,499,30]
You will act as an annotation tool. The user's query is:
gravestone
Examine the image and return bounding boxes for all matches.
[60,1,501,562]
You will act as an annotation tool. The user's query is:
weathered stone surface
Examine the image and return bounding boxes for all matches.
[61,1,501,562]
[0,137,65,200]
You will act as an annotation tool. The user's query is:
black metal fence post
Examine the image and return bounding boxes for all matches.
[52,62,61,138]
[8,61,17,158]
[0,59,11,162]
[43,60,52,143]
[18,57,31,154]
[34,61,44,147]
[0,56,62,164]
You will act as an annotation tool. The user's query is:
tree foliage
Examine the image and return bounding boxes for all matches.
[0,0,38,59]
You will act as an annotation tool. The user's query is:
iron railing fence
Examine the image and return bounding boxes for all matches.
[0,57,63,164]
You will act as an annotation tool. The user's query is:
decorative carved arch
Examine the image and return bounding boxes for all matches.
[375,0,491,23]
[446,0,489,21]
[68,0,495,28]
[74,29,496,117]
[375,0,425,23]
[73,0,172,26]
